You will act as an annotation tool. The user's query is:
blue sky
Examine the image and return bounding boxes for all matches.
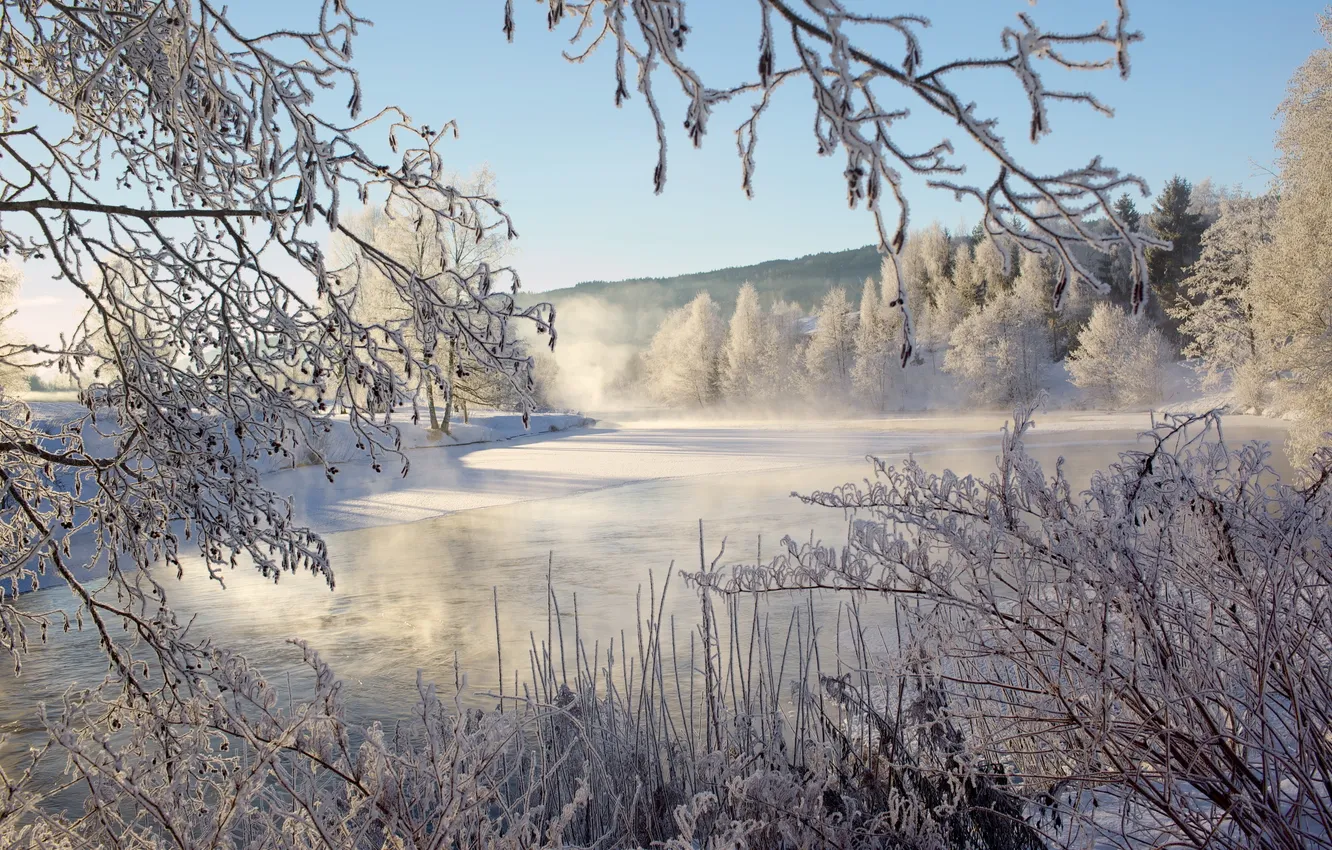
[13,1,1330,341]
[332,0,1327,291]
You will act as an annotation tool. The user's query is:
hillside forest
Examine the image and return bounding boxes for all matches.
[554,163,1329,465]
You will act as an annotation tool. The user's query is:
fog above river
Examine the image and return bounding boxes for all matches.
[1,412,1292,796]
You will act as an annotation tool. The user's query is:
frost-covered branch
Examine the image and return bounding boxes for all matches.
[0,1,554,673]
[517,0,1167,361]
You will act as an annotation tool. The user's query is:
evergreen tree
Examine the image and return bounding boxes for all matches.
[1113,193,1142,233]
[1172,194,1276,405]
[1094,193,1143,308]
[1146,176,1205,340]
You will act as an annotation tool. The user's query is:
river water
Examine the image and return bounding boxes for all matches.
[0,413,1292,778]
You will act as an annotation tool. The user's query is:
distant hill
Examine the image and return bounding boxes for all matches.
[529,244,882,347]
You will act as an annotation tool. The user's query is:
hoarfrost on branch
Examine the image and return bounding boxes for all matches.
[521,0,1166,362]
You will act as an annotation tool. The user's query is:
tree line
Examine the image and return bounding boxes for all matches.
[627,106,1331,468]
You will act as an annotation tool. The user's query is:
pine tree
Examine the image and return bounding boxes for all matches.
[1172,194,1276,403]
[1095,193,1143,308]
[1146,176,1205,340]
[1114,193,1142,233]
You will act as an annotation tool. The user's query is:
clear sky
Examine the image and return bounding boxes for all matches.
[12,0,1331,340]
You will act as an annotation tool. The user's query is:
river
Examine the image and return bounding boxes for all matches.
[0,412,1292,782]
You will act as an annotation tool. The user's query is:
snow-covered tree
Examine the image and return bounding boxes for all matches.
[1007,248,1084,361]
[1146,176,1206,340]
[645,292,725,407]
[720,283,766,402]
[971,231,1013,305]
[336,168,525,431]
[946,241,984,319]
[1068,302,1172,408]
[0,1,559,686]
[1187,177,1240,226]
[0,264,26,396]
[1172,194,1276,405]
[851,272,903,411]
[899,224,952,353]
[944,281,1051,407]
[761,298,807,399]
[804,287,856,400]
[1251,12,1332,464]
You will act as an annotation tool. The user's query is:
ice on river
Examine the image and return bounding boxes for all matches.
[280,409,1238,535]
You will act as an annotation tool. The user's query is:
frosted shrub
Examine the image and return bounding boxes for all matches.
[724,408,1332,850]
[1068,302,1173,408]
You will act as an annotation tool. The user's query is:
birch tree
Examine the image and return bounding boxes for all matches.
[945,279,1051,407]
[645,292,724,407]
[804,286,855,399]
[0,1,559,686]
[720,283,766,402]
[1068,302,1172,408]
[851,272,902,411]
[762,298,807,398]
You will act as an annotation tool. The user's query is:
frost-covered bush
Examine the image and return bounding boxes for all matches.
[729,409,1332,850]
[6,412,1329,850]
[1,579,1047,850]
[1068,302,1172,408]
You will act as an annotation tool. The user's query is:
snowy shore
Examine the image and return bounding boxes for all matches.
[5,405,595,594]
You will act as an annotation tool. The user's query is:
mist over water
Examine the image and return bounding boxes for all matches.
[1,414,1290,766]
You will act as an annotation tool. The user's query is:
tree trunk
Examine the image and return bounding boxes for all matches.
[440,342,455,436]
[426,381,440,431]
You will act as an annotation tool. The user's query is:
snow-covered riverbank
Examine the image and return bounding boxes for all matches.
[5,405,595,594]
